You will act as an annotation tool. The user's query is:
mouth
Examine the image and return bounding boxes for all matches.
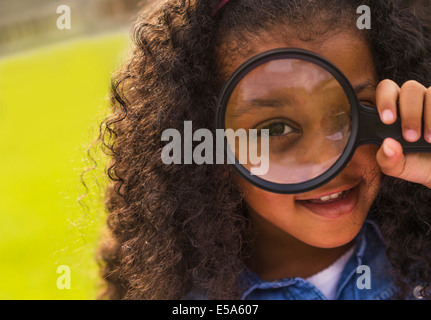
[296,182,361,219]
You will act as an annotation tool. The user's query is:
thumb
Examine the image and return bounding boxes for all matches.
[376,138,406,179]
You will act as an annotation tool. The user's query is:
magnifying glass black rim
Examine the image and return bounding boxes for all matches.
[215,47,360,194]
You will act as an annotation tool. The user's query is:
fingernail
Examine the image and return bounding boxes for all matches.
[383,141,395,157]
[426,131,431,143]
[404,129,418,142]
[382,110,394,123]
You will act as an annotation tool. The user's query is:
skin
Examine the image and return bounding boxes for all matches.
[218,31,431,281]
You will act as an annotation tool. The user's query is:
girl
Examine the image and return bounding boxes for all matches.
[96,0,431,299]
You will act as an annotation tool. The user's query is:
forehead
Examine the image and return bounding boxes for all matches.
[217,32,377,88]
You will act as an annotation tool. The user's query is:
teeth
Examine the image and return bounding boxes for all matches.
[319,191,343,201]
[301,188,353,204]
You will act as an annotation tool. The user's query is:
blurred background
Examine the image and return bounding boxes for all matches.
[0,0,150,299]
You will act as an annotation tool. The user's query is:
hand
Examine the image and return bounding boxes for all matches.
[375,79,431,189]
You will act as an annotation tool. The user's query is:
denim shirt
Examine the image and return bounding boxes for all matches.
[239,219,421,300]
[188,219,425,300]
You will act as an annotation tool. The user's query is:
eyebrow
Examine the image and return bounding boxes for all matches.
[230,95,302,119]
[229,80,378,119]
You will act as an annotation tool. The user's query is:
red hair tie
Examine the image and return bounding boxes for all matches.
[211,0,230,16]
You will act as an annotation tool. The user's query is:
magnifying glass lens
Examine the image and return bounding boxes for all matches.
[224,58,352,184]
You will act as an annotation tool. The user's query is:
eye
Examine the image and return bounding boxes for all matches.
[258,121,297,137]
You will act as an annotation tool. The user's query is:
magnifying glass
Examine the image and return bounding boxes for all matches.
[216,48,430,194]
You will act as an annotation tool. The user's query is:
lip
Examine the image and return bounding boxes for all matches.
[296,182,361,219]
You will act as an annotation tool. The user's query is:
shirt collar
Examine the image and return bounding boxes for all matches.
[239,217,384,300]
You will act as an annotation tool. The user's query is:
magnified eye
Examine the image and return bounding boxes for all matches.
[268,122,292,136]
[218,50,357,190]
[257,120,299,138]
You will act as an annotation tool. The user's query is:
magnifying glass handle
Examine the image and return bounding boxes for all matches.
[357,104,431,152]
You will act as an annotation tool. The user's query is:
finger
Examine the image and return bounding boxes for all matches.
[425,86,431,143]
[376,138,406,178]
[376,79,399,124]
[399,80,426,142]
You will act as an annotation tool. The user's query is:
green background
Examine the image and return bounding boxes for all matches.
[0,32,129,299]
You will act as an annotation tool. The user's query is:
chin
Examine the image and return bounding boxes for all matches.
[299,224,362,249]
[308,237,355,249]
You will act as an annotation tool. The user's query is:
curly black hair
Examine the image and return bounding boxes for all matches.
[94,0,431,299]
